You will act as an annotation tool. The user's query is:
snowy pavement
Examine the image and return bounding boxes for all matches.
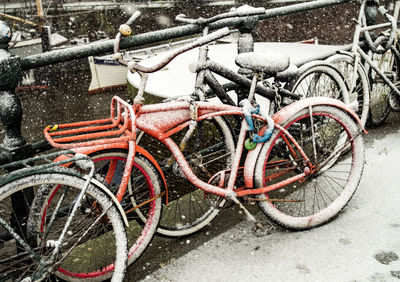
[139,117,400,282]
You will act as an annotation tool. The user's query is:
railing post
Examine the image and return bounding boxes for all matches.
[0,21,32,162]
[41,25,52,52]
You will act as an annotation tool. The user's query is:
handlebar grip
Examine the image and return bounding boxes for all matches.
[114,11,142,58]
[126,11,142,26]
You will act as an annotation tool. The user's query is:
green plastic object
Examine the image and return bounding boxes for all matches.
[245,138,256,150]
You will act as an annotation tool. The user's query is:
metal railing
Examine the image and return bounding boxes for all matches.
[0,0,351,162]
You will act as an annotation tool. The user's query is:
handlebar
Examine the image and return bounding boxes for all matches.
[122,27,230,73]
[362,0,397,54]
[175,5,266,25]
[113,6,264,70]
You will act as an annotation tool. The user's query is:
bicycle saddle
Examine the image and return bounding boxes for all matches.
[235,52,290,76]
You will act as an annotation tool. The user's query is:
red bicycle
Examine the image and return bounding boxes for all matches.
[44,9,365,278]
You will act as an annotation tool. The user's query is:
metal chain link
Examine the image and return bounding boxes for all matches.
[273,85,282,111]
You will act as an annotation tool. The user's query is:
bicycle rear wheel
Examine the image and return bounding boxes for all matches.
[0,170,127,281]
[367,41,399,126]
[136,116,235,237]
[84,153,162,266]
[254,105,364,230]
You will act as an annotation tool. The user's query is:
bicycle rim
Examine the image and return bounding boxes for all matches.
[368,42,396,126]
[290,64,349,103]
[326,54,370,127]
[255,105,364,230]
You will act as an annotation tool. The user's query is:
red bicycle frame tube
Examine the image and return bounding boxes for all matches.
[135,98,342,198]
[52,142,168,203]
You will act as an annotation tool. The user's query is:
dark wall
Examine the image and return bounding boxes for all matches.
[45,1,393,46]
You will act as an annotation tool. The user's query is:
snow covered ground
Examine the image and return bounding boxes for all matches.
[139,115,400,282]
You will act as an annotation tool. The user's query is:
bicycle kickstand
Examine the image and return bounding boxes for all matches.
[229,196,270,237]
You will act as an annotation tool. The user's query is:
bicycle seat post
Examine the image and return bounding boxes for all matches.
[247,72,259,102]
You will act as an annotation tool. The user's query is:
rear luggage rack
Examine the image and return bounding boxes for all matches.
[44,96,135,149]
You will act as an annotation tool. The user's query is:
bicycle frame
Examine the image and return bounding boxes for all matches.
[346,0,400,97]
[189,17,325,109]
[139,73,367,199]
[44,90,363,204]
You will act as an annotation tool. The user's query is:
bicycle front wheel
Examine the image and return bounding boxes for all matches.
[326,53,370,127]
[0,171,127,281]
[254,105,364,230]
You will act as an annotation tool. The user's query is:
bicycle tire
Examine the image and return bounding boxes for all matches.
[81,153,162,266]
[326,53,370,127]
[0,170,128,281]
[134,115,235,237]
[288,63,350,106]
[366,40,399,126]
[254,105,364,230]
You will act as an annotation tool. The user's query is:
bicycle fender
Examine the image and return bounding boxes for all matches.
[84,176,130,227]
[243,96,366,189]
[273,96,365,127]
[52,143,169,223]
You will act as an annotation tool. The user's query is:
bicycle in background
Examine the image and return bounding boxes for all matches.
[327,0,400,126]
[0,151,128,281]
